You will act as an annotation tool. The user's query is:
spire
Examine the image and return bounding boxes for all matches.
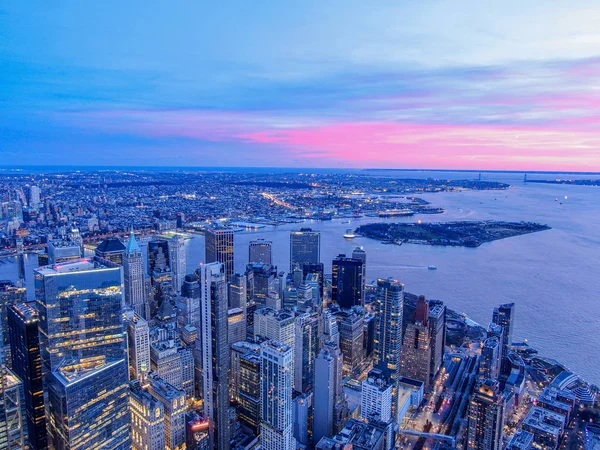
[126,226,141,254]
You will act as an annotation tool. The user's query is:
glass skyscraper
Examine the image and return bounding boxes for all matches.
[35,257,130,449]
[331,254,364,308]
[289,228,320,271]
[205,227,235,283]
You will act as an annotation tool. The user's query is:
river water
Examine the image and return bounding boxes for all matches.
[1,171,599,384]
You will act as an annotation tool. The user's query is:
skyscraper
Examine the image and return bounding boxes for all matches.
[492,303,515,377]
[360,369,394,423]
[313,348,336,443]
[428,300,446,380]
[8,302,45,449]
[35,257,130,449]
[331,254,364,308]
[170,234,186,293]
[337,309,365,377]
[351,246,367,304]
[148,238,173,299]
[249,239,273,264]
[124,228,148,318]
[289,228,320,271]
[239,352,261,433]
[205,227,235,282]
[466,379,505,450]
[374,278,404,380]
[479,336,501,382]
[197,262,230,450]
[228,273,247,311]
[0,366,27,450]
[400,295,432,388]
[294,312,319,393]
[127,313,151,380]
[260,340,295,450]
[0,280,26,367]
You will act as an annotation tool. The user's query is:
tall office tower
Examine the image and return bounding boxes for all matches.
[245,263,278,305]
[95,237,126,265]
[492,303,515,377]
[337,309,365,377]
[294,312,319,393]
[479,337,501,382]
[254,308,295,349]
[15,238,25,288]
[7,303,46,449]
[170,234,186,293]
[229,273,247,311]
[124,228,149,319]
[228,308,246,345]
[186,412,210,450]
[351,246,367,304]
[197,262,230,450]
[291,394,309,446]
[127,314,151,380]
[249,239,273,264]
[313,349,336,443]
[332,254,364,308]
[47,239,82,264]
[302,262,325,298]
[466,379,505,450]
[428,300,446,379]
[0,281,26,367]
[374,278,404,380]
[289,228,320,271]
[130,380,166,450]
[0,366,27,450]
[28,185,41,209]
[150,340,195,398]
[205,227,235,282]
[322,341,347,434]
[360,369,394,423]
[239,352,262,433]
[260,341,295,450]
[400,321,431,388]
[147,373,187,450]
[35,257,130,449]
[230,342,260,404]
[179,274,201,330]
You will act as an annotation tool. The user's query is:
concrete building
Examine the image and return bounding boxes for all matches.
[127,313,151,380]
[130,380,166,450]
[147,373,187,450]
[466,379,505,450]
[254,308,295,349]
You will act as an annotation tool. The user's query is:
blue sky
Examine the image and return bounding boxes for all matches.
[2,1,600,169]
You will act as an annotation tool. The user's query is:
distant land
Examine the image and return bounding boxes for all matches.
[526,179,600,186]
[357,221,551,247]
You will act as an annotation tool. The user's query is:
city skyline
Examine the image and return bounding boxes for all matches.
[2,1,600,170]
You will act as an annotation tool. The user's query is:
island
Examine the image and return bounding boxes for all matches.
[356,220,551,247]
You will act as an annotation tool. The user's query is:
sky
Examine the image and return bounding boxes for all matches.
[2,1,600,170]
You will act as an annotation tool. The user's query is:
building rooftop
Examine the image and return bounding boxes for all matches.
[95,237,126,254]
[506,430,535,449]
[35,256,116,276]
[523,406,566,436]
[10,302,38,323]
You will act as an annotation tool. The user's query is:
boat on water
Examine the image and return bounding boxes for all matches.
[378,209,414,218]
[343,228,356,239]
[428,265,437,270]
